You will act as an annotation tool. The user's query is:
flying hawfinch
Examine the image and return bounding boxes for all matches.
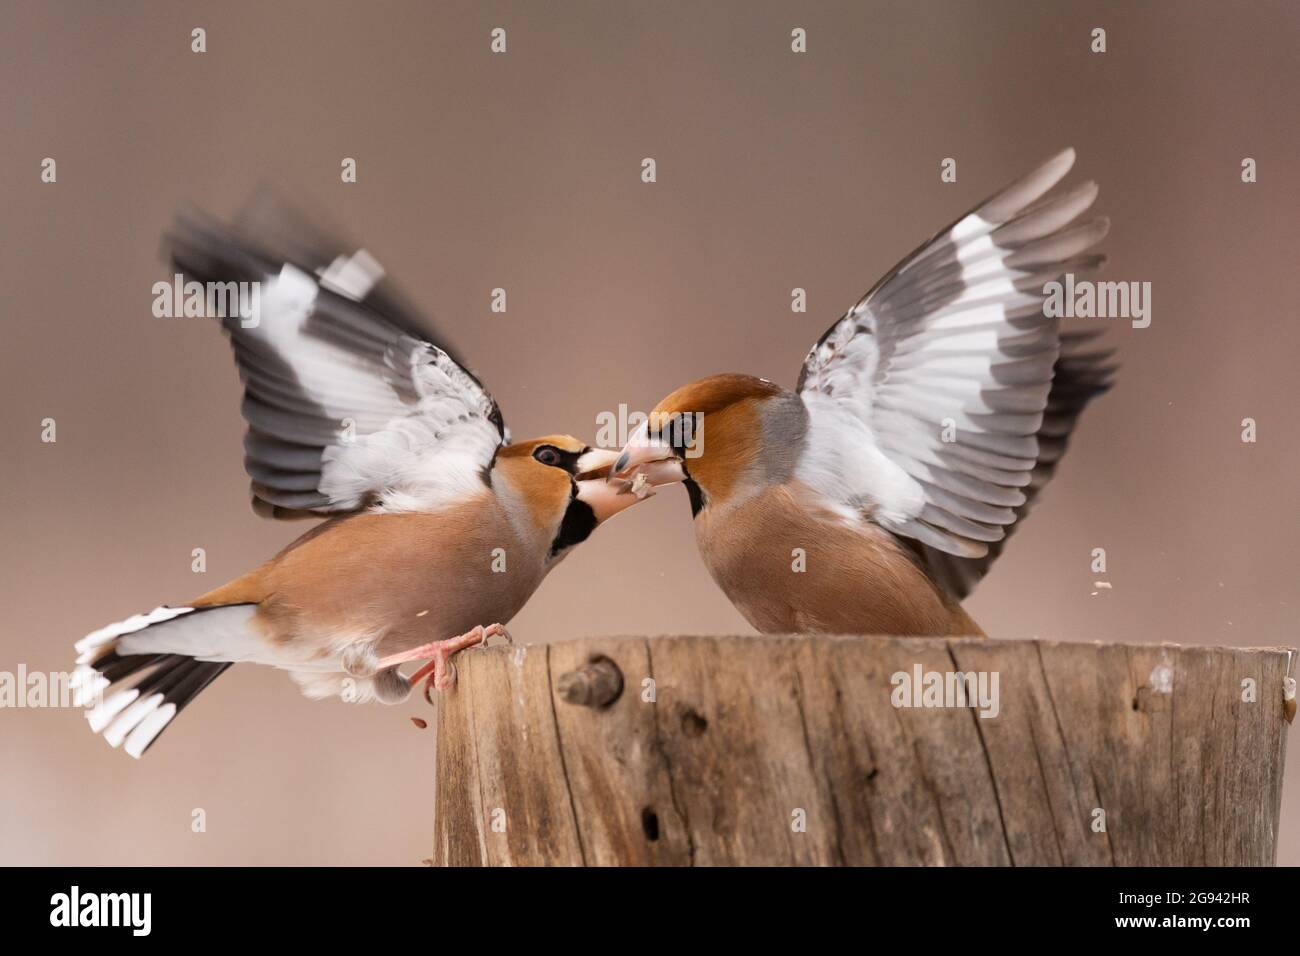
[614,149,1115,637]
[71,196,657,758]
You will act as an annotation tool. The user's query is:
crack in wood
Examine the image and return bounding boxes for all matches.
[792,664,846,865]
[545,644,588,865]
[1026,715,1066,864]
[1034,641,1085,862]
[1088,759,1117,864]
[464,661,490,865]
[645,639,696,866]
[948,642,1015,866]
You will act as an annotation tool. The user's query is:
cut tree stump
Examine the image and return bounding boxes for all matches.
[432,635,1293,866]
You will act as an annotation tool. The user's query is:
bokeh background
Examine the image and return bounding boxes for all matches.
[2,0,1297,865]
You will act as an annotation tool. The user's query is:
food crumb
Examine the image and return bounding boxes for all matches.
[410,717,428,729]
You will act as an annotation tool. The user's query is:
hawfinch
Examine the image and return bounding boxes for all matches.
[71,196,656,758]
[614,149,1114,637]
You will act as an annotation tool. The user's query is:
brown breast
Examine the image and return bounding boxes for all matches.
[694,482,983,637]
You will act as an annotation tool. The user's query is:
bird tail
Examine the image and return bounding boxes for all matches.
[72,604,257,758]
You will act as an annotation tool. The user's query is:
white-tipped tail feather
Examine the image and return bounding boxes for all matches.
[74,604,255,758]
[74,606,192,661]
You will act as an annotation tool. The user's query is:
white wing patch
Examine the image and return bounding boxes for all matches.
[168,203,508,519]
[795,391,923,526]
[317,249,385,300]
[320,356,502,514]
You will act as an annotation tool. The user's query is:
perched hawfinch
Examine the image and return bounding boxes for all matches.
[614,149,1115,637]
[72,196,657,758]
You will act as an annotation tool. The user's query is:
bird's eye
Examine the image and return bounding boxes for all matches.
[534,446,562,467]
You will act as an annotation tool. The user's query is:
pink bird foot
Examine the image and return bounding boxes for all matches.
[474,622,513,649]
[379,623,509,703]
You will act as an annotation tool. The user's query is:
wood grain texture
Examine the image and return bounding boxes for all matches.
[433,636,1293,866]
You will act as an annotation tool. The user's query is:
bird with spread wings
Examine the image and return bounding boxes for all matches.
[612,149,1115,636]
[71,195,668,757]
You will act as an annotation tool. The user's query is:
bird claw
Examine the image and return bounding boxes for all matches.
[423,663,451,705]
[416,647,461,702]
[402,623,512,704]
[474,623,513,650]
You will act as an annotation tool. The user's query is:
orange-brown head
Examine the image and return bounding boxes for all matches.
[612,374,803,515]
[492,434,651,559]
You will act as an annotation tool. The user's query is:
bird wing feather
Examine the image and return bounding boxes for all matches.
[166,192,507,519]
[797,148,1110,562]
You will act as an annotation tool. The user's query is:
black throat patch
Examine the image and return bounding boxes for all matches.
[684,475,705,517]
[550,493,597,557]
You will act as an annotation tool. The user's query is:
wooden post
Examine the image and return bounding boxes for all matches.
[432,635,1293,866]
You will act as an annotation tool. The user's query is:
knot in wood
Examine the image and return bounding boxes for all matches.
[557,657,623,708]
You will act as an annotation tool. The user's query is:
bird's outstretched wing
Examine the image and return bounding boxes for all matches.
[797,148,1112,571]
[902,333,1114,598]
[167,192,508,519]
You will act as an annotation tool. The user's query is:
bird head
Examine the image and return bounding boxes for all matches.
[493,434,662,558]
[611,374,792,515]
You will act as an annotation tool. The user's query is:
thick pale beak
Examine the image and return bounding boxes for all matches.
[610,421,679,480]
[576,476,652,522]
[575,441,684,522]
[632,457,687,487]
[574,447,621,481]
[575,447,650,523]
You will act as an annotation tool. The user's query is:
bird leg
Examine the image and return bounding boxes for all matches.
[376,623,507,699]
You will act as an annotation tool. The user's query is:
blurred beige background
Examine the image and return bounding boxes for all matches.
[2,0,1297,865]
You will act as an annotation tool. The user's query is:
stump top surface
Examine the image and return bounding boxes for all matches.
[491,633,1297,655]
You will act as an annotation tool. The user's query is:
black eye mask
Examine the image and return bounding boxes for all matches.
[533,445,585,475]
